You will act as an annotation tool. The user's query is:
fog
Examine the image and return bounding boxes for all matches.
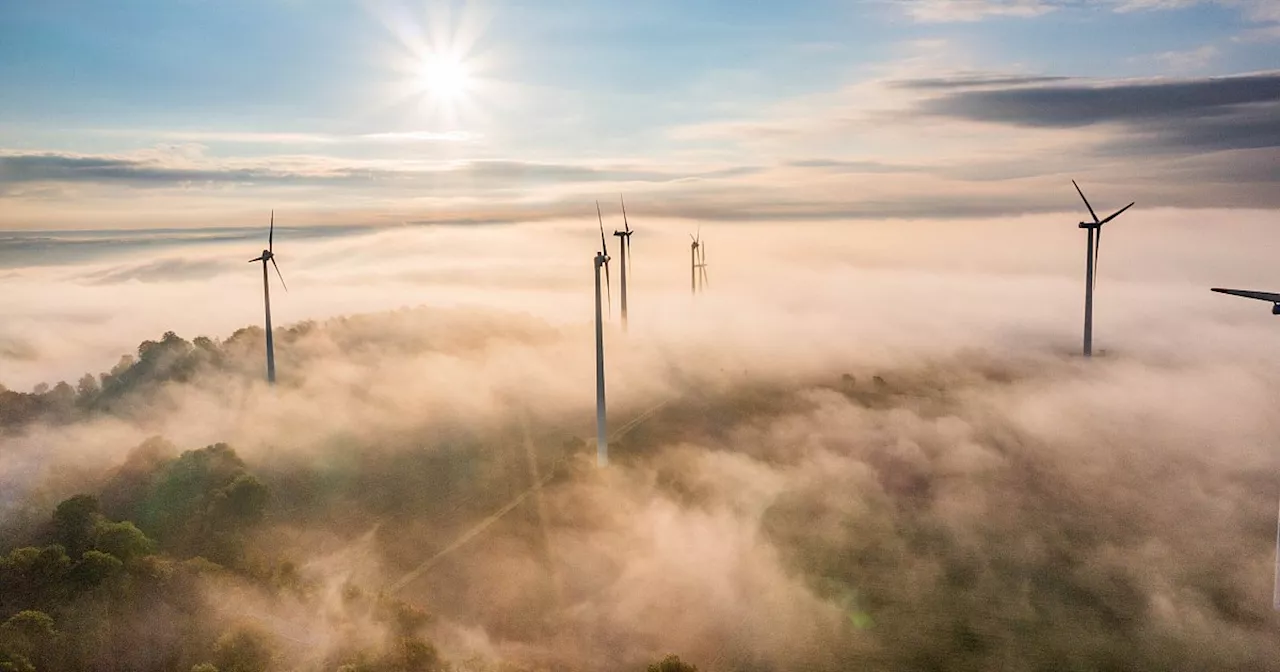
[3,209,1280,670]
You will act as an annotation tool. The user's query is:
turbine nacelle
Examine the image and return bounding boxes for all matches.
[1271,303,1280,316]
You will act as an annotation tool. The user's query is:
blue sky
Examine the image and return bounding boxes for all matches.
[0,0,1277,229]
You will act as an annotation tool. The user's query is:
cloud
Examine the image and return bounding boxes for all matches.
[80,258,233,284]
[914,70,1280,153]
[0,151,755,192]
[1146,45,1221,72]
[915,70,1280,128]
[891,0,1280,25]
[6,212,1280,668]
[89,129,481,146]
[891,0,1059,22]
[888,73,1075,89]
[783,159,925,174]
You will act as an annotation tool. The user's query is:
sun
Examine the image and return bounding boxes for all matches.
[373,1,499,130]
[419,52,472,105]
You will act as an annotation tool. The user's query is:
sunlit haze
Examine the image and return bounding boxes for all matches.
[2,1,1280,671]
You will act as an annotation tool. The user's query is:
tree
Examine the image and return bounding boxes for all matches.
[46,382,76,414]
[53,495,101,557]
[0,611,59,670]
[76,373,100,401]
[207,474,269,530]
[70,550,123,590]
[93,520,154,563]
[0,652,35,672]
[212,628,273,672]
[647,655,698,672]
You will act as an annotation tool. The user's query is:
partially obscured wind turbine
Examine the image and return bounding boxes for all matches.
[612,195,634,330]
[690,227,708,295]
[1072,180,1133,357]
[594,202,612,467]
[249,211,288,384]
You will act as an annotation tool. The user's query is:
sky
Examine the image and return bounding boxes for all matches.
[0,0,1278,230]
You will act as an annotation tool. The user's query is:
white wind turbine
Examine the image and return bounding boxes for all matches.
[690,227,707,295]
[248,211,288,384]
[612,195,634,331]
[1072,180,1133,357]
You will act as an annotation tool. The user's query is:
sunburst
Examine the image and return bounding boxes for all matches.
[373,1,498,131]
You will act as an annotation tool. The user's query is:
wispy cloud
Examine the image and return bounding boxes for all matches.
[890,0,1280,25]
[888,73,1075,90]
[1144,45,1221,72]
[891,0,1058,22]
[0,151,756,191]
[88,129,481,146]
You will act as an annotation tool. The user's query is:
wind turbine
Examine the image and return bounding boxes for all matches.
[249,211,288,384]
[1210,287,1280,314]
[612,195,634,331]
[594,202,612,467]
[690,227,708,295]
[1072,180,1133,357]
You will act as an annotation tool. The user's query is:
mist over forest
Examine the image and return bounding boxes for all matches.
[2,216,1280,671]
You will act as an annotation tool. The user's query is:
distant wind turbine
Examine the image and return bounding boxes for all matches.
[249,211,288,384]
[1072,180,1133,357]
[594,202,612,467]
[690,227,708,295]
[612,195,634,331]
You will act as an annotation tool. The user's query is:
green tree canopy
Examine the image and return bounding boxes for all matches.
[52,495,101,557]
[647,655,698,672]
[93,520,155,563]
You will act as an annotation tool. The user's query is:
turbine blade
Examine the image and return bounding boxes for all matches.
[620,194,630,233]
[596,201,608,254]
[605,259,612,317]
[626,235,632,283]
[1099,201,1135,225]
[689,233,697,243]
[1072,180,1099,223]
[249,256,265,263]
[271,257,288,292]
[269,210,275,252]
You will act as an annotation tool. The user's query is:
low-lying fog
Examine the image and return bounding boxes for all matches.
[2,208,1280,671]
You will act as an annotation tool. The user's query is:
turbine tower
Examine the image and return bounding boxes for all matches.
[594,202,612,467]
[689,228,708,295]
[249,211,288,384]
[1274,496,1280,611]
[612,195,634,331]
[1072,180,1133,357]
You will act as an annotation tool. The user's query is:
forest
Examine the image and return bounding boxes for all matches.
[1,305,1278,671]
